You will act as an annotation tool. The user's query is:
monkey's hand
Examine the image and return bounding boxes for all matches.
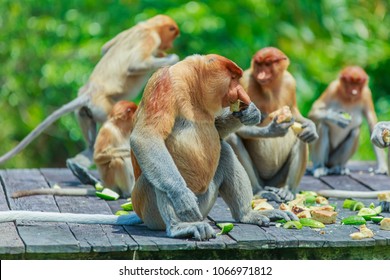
[371,121,390,148]
[326,110,352,128]
[240,209,298,227]
[232,102,261,126]
[164,54,180,65]
[266,117,294,137]
[297,119,318,143]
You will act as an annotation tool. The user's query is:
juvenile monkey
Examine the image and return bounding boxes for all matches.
[0,14,180,172]
[93,100,137,197]
[308,66,387,177]
[11,100,138,199]
[226,47,318,202]
[0,54,297,240]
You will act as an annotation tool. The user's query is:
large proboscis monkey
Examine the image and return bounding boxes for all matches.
[308,66,388,177]
[11,101,138,199]
[226,47,318,202]
[0,54,297,240]
[0,14,180,172]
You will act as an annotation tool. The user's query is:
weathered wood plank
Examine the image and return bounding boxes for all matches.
[40,168,138,252]
[0,172,25,254]
[1,169,80,253]
[350,173,390,191]
[320,175,370,191]
[299,175,333,192]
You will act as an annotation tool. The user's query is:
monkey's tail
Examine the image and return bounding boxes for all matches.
[0,210,143,225]
[0,94,89,164]
[317,189,390,199]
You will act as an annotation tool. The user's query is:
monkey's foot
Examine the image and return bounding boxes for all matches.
[167,221,216,241]
[241,209,298,227]
[328,166,350,176]
[258,186,295,203]
[66,159,100,186]
[312,167,329,178]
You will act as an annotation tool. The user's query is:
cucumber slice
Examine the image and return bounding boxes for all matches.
[121,201,133,211]
[95,182,104,191]
[283,221,303,229]
[341,215,366,225]
[96,188,120,200]
[115,210,129,216]
[351,201,365,211]
[299,218,325,228]
[216,223,234,235]
[371,216,384,224]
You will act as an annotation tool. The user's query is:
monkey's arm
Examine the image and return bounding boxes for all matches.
[127,54,179,76]
[130,111,203,222]
[235,120,294,139]
[215,102,261,139]
[364,95,388,174]
[308,99,351,128]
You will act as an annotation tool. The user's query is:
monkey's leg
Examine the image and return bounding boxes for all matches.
[217,142,297,225]
[66,159,100,186]
[309,123,331,177]
[155,187,216,241]
[133,174,216,240]
[327,127,360,175]
[225,133,264,193]
[258,140,306,202]
[67,106,99,184]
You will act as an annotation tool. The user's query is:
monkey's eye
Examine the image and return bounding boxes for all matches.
[169,26,176,31]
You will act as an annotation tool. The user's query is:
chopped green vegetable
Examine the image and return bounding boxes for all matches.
[283,221,303,229]
[351,201,365,211]
[95,182,104,191]
[340,112,352,120]
[275,219,287,224]
[371,216,384,224]
[341,215,366,225]
[358,207,378,220]
[115,210,129,216]
[95,188,120,200]
[121,201,133,211]
[300,191,318,196]
[304,195,316,205]
[299,218,325,228]
[216,223,234,235]
[343,199,357,209]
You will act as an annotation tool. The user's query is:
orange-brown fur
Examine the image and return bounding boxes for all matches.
[93,101,137,197]
[131,54,250,228]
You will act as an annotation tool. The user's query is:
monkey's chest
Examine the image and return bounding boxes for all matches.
[327,105,364,149]
[166,121,221,194]
[243,130,297,179]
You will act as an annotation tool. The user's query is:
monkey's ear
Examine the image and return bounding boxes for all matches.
[224,59,243,78]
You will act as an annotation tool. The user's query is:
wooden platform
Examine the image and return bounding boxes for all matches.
[1,162,390,260]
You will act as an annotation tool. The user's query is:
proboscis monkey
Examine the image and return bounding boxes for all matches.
[308,66,387,177]
[0,14,180,173]
[371,121,390,176]
[226,47,318,202]
[0,54,297,240]
[11,100,138,199]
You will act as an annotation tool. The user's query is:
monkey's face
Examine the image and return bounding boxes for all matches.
[200,55,250,112]
[158,22,180,50]
[340,79,365,98]
[252,49,288,85]
[339,66,368,98]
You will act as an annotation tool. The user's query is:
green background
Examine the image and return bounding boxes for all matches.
[0,0,389,168]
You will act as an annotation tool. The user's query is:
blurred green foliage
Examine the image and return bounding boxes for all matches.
[0,0,389,168]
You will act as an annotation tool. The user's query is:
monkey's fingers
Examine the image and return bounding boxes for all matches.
[259,209,298,222]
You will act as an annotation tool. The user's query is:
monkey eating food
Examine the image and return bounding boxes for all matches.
[0,54,297,240]
[308,66,387,177]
